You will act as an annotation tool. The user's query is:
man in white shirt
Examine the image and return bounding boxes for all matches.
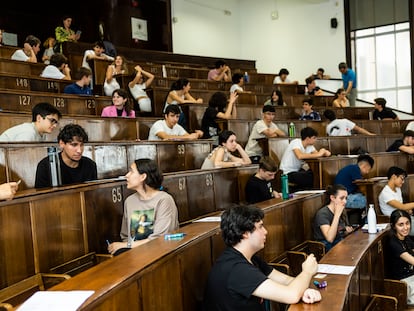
[40,53,71,80]
[279,127,331,191]
[324,109,374,136]
[379,166,414,216]
[245,105,286,163]
[11,35,40,63]
[148,105,203,140]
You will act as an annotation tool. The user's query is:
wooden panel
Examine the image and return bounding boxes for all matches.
[186,173,215,218]
[31,193,85,272]
[93,145,128,179]
[213,169,239,210]
[156,144,186,173]
[163,175,189,224]
[0,201,34,289]
[261,203,284,262]
[283,199,305,250]
[184,141,212,170]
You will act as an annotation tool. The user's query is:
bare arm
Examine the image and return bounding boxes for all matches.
[62,65,71,80]
[262,128,286,138]
[105,65,114,83]
[293,148,331,160]
[386,199,414,211]
[399,145,414,154]
[141,69,155,87]
[345,81,353,94]
[184,92,203,104]
[156,131,202,141]
[216,92,238,120]
[353,125,375,136]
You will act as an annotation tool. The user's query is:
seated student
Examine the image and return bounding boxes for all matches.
[313,184,354,252]
[299,98,321,121]
[387,209,414,305]
[203,205,321,310]
[245,105,286,163]
[207,59,232,82]
[279,127,331,191]
[373,97,399,120]
[323,109,374,136]
[34,124,97,188]
[148,104,203,140]
[101,89,135,118]
[273,68,298,84]
[63,67,93,95]
[40,53,71,80]
[42,37,55,65]
[386,130,414,154]
[332,88,349,108]
[107,158,179,256]
[81,40,114,71]
[245,156,281,204]
[201,91,238,144]
[103,55,128,97]
[0,182,19,200]
[11,35,41,63]
[379,166,414,216]
[312,68,331,80]
[0,102,61,142]
[263,90,285,106]
[305,76,323,96]
[201,130,251,169]
[128,65,154,113]
[230,73,250,94]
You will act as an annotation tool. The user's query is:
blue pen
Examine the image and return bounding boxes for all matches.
[164,233,186,240]
[106,240,111,246]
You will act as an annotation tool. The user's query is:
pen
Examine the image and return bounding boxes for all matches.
[164,233,186,240]
[106,240,111,246]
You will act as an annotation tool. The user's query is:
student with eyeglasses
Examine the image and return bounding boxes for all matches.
[0,102,61,142]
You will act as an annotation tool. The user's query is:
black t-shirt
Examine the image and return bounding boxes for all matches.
[203,247,273,311]
[201,106,219,139]
[373,107,397,120]
[388,234,414,280]
[245,175,274,204]
[35,152,98,188]
[308,86,321,95]
[386,139,404,152]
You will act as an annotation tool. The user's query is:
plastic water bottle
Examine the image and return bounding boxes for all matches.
[47,146,62,187]
[244,71,249,83]
[289,122,296,137]
[281,174,289,200]
[367,204,377,234]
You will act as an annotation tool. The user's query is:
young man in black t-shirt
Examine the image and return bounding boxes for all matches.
[373,97,398,120]
[35,124,97,188]
[386,130,414,154]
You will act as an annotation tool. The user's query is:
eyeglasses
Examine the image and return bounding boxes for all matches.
[398,175,406,181]
[45,117,59,125]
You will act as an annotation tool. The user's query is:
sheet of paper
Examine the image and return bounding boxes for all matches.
[193,216,221,222]
[294,190,326,194]
[317,264,355,275]
[17,291,94,311]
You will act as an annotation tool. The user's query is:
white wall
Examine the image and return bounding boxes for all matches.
[171,0,346,82]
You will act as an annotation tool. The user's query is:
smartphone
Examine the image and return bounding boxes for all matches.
[76,30,82,36]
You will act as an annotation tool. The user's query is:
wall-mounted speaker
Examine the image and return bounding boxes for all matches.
[331,18,338,28]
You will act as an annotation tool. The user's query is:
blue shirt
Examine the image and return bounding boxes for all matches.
[342,68,357,89]
[64,83,93,95]
[334,164,361,194]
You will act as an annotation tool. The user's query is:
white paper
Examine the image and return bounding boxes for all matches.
[317,264,355,275]
[193,216,221,222]
[294,190,326,194]
[17,291,94,311]
[361,223,389,232]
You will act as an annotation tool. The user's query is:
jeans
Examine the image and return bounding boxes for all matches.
[345,193,366,209]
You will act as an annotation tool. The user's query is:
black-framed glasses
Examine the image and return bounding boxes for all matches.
[45,116,59,125]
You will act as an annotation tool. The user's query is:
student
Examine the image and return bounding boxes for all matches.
[128,65,154,113]
[379,166,414,216]
[42,37,55,65]
[263,90,285,106]
[305,76,323,96]
[245,105,286,163]
[107,159,179,256]
[279,127,331,191]
[82,41,114,71]
[335,154,374,210]
[373,97,398,120]
[323,109,374,136]
[273,68,298,84]
[63,67,93,95]
[386,130,414,154]
[313,184,353,252]
[201,130,251,169]
[101,89,135,118]
[203,205,321,310]
[11,35,41,63]
[230,73,249,94]
[0,102,61,142]
[338,62,357,107]
[40,53,71,80]
[148,104,203,140]
[245,156,281,204]
[103,55,128,96]
[207,59,232,82]
[332,88,349,108]
[299,98,321,121]
[387,209,414,305]
[34,124,97,188]
[312,68,330,80]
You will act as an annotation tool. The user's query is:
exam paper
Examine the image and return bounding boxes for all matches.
[317,264,355,275]
[193,216,221,222]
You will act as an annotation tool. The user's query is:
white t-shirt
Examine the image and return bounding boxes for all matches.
[82,50,114,70]
[326,118,356,136]
[40,65,65,79]
[0,122,45,142]
[129,82,148,99]
[379,185,403,216]
[148,120,187,140]
[245,120,280,157]
[273,76,290,84]
[279,138,316,174]
[406,121,414,132]
[11,49,29,62]
[230,84,243,93]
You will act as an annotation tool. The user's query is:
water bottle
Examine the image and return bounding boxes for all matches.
[281,174,289,200]
[244,71,249,83]
[289,122,296,137]
[47,146,62,187]
[367,204,377,234]
[162,64,167,78]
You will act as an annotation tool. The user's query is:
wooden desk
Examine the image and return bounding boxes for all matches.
[0,58,45,76]
[0,73,72,93]
[289,229,389,310]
